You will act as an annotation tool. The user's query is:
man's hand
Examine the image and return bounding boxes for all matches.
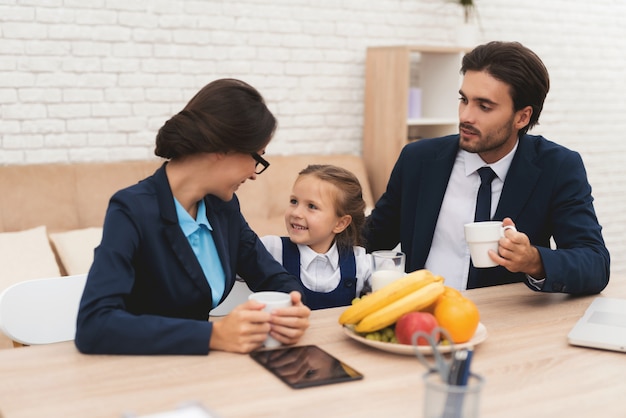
[489,217,546,278]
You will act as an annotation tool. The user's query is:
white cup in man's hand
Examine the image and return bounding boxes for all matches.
[248,291,292,348]
[464,221,516,268]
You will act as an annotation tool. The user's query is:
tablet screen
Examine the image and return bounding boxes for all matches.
[250,345,363,389]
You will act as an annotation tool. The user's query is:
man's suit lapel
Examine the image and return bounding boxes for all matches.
[411,137,458,268]
[153,164,214,301]
[494,136,541,221]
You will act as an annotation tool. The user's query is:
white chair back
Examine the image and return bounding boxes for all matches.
[211,279,252,317]
[0,274,87,346]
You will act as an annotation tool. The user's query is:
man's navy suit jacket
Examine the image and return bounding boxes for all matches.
[365,134,610,294]
[76,163,304,355]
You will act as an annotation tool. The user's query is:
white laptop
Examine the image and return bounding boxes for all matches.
[567,297,626,353]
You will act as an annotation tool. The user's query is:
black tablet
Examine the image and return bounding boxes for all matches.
[250,345,364,389]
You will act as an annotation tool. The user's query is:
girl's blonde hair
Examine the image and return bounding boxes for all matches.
[297,164,366,252]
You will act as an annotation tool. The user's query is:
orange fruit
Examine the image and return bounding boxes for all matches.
[441,286,464,299]
[433,295,480,344]
[422,286,462,314]
[419,286,455,314]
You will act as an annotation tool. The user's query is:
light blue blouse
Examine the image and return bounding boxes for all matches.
[174,198,225,307]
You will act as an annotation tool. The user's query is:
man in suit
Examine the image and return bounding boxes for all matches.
[364,41,610,294]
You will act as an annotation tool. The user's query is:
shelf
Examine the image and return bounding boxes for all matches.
[363,45,467,200]
[407,117,458,126]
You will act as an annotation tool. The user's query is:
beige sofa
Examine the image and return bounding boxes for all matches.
[0,154,374,348]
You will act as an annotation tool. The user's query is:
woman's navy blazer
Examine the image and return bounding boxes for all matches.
[75,163,304,355]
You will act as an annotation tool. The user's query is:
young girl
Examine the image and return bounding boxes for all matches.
[261,164,372,310]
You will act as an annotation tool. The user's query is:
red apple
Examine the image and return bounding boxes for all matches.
[394,312,439,345]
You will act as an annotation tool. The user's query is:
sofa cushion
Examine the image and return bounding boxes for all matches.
[49,227,103,276]
[0,225,61,289]
[0,160,162,234]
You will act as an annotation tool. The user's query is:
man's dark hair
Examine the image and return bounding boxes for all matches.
[461,41,550,136]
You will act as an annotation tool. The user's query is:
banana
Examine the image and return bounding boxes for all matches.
[354,281,445,333]
[338,269,440,325]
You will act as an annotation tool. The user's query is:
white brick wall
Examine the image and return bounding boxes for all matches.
[2,0,626,277]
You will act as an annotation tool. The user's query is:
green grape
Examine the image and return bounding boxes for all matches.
[362,327,398,343]
[382,327,395,341]
[368,331,383,341]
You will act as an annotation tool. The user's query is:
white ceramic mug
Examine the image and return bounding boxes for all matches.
[464,221,516,268]
[371,250,406,292]
[248,291,292,348]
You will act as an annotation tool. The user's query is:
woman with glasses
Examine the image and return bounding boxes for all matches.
[75,79,311,355]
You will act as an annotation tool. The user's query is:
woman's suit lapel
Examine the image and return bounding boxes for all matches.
[201,195,235,306]
[153,164,214,301]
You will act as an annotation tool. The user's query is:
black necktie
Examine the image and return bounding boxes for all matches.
[468,166,497,288]
[474,167,497,222]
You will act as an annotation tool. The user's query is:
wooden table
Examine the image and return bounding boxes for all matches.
[0,279,624,418]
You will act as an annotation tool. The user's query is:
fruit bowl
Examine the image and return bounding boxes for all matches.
[342,322,487,356]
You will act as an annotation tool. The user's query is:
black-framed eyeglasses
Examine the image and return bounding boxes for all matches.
[251,152,270,175]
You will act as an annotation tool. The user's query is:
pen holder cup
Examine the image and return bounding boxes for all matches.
[423,370,484,418]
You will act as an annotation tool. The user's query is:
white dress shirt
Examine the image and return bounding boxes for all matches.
[260,235,372,296]
[424,142,518,290]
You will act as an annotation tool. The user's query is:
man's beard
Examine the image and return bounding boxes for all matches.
[459,120,516,154]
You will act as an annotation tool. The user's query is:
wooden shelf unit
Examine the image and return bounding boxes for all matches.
[363,45,470,200]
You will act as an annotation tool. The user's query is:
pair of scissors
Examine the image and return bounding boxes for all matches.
[411,326,456,382]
